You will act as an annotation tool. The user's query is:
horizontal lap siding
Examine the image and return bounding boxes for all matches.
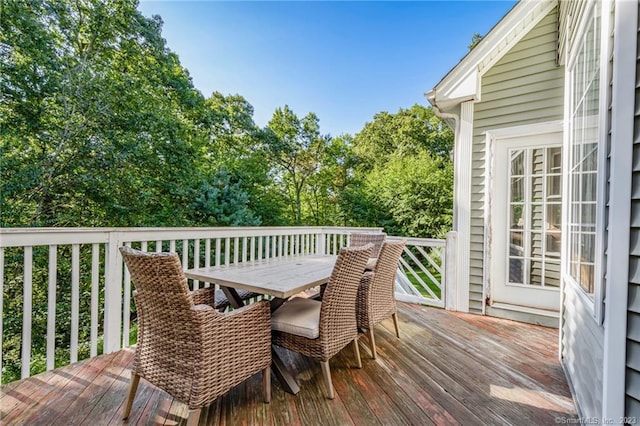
[627,4,640,417]
[562,286,604,416]
[468,8,564,314]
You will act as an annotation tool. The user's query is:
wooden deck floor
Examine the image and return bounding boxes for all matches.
[1,303,576,425]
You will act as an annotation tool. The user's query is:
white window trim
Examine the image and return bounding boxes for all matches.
[563,0,608,324]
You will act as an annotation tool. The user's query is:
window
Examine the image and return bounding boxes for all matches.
[508,146,562,288]
[565,2,603,305]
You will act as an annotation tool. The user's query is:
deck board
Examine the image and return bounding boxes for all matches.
[0,303,577,425]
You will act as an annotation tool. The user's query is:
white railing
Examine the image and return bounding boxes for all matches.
[390,232,457,309]
[0,226,456,384]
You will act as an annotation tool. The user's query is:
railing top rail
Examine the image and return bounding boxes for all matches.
[0,226,385,248]
[387,235,446,247]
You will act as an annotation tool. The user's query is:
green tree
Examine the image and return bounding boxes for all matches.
[468,32,484,50]
[349,104,454,237]
[196,92,286,225]
[192,167,260,226]
[1,0,204,227]
[264,105,327,225]
[353,104,453,169]
[367,153,453,238]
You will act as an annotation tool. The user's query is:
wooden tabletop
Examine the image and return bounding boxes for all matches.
[184,254,337,299]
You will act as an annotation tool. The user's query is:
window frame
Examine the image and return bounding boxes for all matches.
[563,0,608,324]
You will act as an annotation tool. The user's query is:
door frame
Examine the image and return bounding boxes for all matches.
[483,120,563,316]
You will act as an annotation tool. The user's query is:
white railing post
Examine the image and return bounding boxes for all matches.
[103,231,123,353]
[317,229,326,255]
[445,231,458,311]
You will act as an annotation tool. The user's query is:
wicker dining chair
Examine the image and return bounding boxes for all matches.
[271,244,373,399]
[349,232,386,270]
[356,239,406,359]
[119,246,272,426]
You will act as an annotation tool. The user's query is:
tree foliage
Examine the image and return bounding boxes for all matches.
[350,104,454,238]
[0,0,456,384]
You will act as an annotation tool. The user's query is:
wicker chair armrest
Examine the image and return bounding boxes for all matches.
[190,287,216,307]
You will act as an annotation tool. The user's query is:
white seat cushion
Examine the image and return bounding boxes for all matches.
[365,257,378,270]
[271,297,321,339]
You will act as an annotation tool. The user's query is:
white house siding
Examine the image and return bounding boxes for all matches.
[562,285,604,416]
[626,5,640,417]
[469,8,564,314]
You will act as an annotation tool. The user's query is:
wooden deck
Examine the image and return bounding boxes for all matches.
[1,303,576,425]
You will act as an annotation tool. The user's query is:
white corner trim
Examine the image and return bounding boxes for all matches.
[602,0,636,419]
[454,101,474,313]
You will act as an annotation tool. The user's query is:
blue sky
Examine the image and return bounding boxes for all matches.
[138,1,517,136]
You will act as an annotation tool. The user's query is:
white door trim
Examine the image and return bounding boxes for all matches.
[484,121,563,314]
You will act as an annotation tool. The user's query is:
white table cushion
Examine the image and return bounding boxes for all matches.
[365,257,378,270]
[271,297,322,339]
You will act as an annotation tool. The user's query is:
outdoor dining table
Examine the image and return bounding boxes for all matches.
[184,254,338,395]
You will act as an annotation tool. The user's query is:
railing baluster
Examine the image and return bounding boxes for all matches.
[170,240,176,253]
[242,237,247,263]
[21,246,33,379]
[265,236,271,259]
[258,236,263,260]
[71,244,80,363]
[46,245,56,370]
[155,240,162,253]
[233,237,239,264]
[123,243,132,348]
[250,237,256,261]
[194,239,200,289]
[90,244,100,357]
[181,240,187,270]
[225,238,230,266]
[215,238,221,266]
[204,239,211,288]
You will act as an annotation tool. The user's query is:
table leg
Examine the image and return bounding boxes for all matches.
[271,347,300,394]
[269,297,287,313]
[220,286,244,309]
[219,292,301,394]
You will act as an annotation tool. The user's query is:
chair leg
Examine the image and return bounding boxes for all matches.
[122,372,140,419]
[368,327,377,359]
[263,366,271,403]
[352,337,362,368]
[392,312,400,338]
[186,408,201,426]
[320,361,335,399]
